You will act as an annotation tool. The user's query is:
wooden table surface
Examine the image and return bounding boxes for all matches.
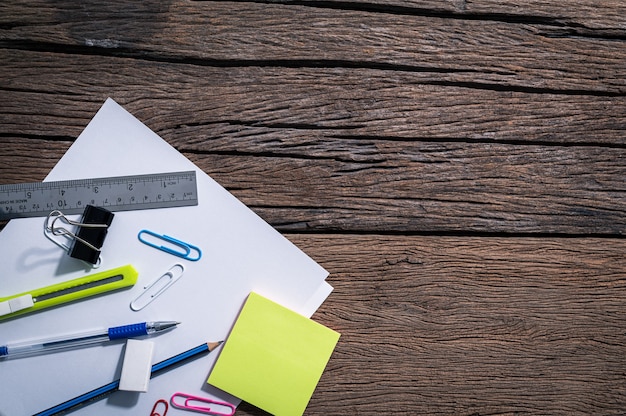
[2,1,625,414]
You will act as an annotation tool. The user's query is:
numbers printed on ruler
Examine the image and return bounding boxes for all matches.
[0,171,198,220]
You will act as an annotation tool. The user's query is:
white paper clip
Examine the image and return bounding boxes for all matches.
[130,264,185,311]
[170,392,235,416]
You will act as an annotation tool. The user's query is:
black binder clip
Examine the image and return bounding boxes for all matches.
[44,205,114,267]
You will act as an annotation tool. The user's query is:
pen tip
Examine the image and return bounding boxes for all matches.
[156,321,181,331]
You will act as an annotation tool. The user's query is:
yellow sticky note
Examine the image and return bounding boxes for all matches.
[208,292,340,416]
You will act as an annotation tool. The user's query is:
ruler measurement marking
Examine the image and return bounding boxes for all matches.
[0,171,198,220]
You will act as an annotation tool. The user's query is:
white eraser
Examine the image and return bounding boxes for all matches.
[119,339,154,392]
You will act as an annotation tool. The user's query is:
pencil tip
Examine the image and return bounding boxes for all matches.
[207,341,224,351]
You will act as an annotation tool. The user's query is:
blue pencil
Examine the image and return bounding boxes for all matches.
[34,341,222,416]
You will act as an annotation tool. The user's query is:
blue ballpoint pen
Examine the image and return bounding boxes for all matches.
[0,321,179,359]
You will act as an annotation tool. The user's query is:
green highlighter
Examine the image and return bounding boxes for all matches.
[0,264,138,321]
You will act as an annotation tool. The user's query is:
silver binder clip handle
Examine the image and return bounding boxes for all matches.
[43,209,109,268]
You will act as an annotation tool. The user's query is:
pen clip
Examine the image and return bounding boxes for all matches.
[170,392,236,416]
[130,264,185,311]
[138,230,202,261]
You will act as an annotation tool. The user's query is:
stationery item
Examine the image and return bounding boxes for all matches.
[44,205,114,266]
[0,171,198,221]
[138,230,202,261]
[130,264,185,311]
[0,99,332,415]
[208,292,340,416]
[119,339,155,392]
[34,341,223,416]
[170,392,236,416]
[0,321,179,359]
[150,399,169,416]
[0,264,138,321]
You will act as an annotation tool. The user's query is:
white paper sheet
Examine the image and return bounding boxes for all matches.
[0,99,332,416]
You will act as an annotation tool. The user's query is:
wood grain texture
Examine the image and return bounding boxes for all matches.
[292,234,626,415]
[2,136,625,235]
[1,0,625,415]
[188,147,626,235]
[290,0,626,31]
[1,51,625,146]
[1,2,625,93]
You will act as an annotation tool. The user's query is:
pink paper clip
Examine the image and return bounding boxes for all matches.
[150,399,169,416]
[170,392,236,416]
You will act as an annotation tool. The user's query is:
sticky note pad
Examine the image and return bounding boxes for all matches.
[208,292,340,416]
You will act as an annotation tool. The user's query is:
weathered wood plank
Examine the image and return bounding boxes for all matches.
[0,2,625,93]
[2,0,624,32]
[289,0,626,31]
[188,148,626,235]
[2,137,624,235]
[0,138,70,183]
[274,235,626,415]
[1,50,625,145]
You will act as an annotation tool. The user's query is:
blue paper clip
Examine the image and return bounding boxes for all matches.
[138,230,202,261]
